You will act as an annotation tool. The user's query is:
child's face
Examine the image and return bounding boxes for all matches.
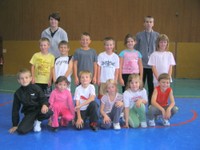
[40,41,49,54]
[57,81,68,92]
[129,78,140,91]
[158,40,168,51]
[49,17,59,28]
[18,72,32,87]
[80,35,91,48]
[126,37,136,49]
[144,18,154,30]
[159,79,170,91]
[59,44,69,56]
[107,83,116,94]
[104,40,115,54]
[80,73,91,86]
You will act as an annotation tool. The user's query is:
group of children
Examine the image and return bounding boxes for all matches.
[9,16,178,134]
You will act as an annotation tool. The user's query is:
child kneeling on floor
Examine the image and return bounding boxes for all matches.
[148,73,178,127]
[100,79,123,130]
[123,74,148,128]
[74,70,99,131]
[9,68,53,134]
[49,76,75,131]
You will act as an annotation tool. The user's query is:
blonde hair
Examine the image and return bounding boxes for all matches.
[39,37,50,45]
[158,73,170,81]
[126,74,143,90]
[156,34,169,51]
[104,79,118,94]
[17,68,31,79]
[79,70,92,79]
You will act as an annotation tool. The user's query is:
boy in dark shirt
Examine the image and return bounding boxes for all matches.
[9,68,53,134]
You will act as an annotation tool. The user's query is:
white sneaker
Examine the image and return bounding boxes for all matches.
[148,119,155,127]
[162,119,170,126]
[33,120,41,132]
[113,123,121,130]
[141,122,147,128]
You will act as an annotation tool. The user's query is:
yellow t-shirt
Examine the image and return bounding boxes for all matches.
[30,52,55,84]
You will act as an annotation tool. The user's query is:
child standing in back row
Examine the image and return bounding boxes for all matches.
[30,37,55,96]
[148,34,176,87]
[73,32,97,85]
[49,76,75,131]
[119,34,143,92]
[100,79,123,130]
[53,40,73,90]
[97,37,119,99]
[123,74,148,128]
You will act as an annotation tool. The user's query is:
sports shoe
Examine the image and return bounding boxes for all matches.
[140,122,147,128]
[113,123,121,130]
[162,119,170,126]
[33,120,41,132]
[90,122,98,131]
[148,119,156,127]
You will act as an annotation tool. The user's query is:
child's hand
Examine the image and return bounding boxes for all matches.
[31,78,35,84]
[123,122,129,128]
[76,118,84,129]
[165,108,171,119]
[41,105,49,114]
[119,78,124,86]
[92,77,96,84]
[75,105,81,111]
[103,115,111,124]
[75,77,79,85]
[115,101,123,108]
[161,109,166,119]
[135,100,143,108]
[9,126,18,133]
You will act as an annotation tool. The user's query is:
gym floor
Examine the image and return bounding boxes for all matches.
[0,76,200,150]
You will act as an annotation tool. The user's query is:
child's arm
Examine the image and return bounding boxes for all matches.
[52,67,56,83]
[73,60,79,85]
[92,62,97,84]
[152,65,159,81]
[119,57,124,85]
[48,67,53,86]
[31,65,35,84]
[151,88,166,116]
[114,68,119,83]
[75,94,95,110]
[97,64,101,85]
[138,58,143,80]
[124,107,130,128]
[75,100,84,128]
[100,102,111,124]
[168,65,173,80]
[65,58,73,79]
[166,89,175,119]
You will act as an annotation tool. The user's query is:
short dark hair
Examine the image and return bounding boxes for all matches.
[48,12,60,21]
[81,32,91,38]
[158,73,170,81]
[55,76,70,85]
[58,40,69,48]
[124,34,136,45]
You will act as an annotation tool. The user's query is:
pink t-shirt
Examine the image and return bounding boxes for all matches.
[119,50,142,74]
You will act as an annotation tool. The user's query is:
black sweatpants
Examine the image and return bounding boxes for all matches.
[75,101,99,128]
[17,108,53,134]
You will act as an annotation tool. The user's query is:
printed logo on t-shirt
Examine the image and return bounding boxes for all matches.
[131,96,142,102]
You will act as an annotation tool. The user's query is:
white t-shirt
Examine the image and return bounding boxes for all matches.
[101,93,123,114]
[148,51,176,85]
[97,52,119,83]
[54,56,72,82]
[74,84,96,111]
[123,88,148,109]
